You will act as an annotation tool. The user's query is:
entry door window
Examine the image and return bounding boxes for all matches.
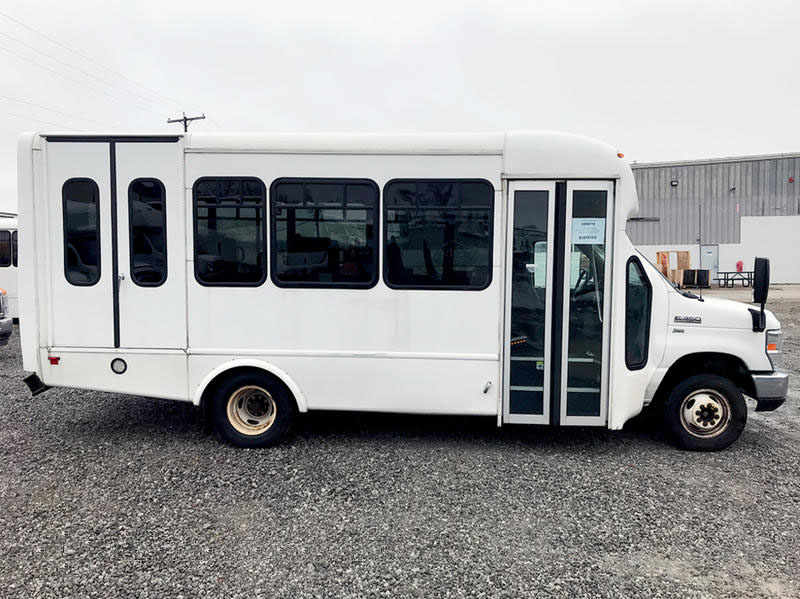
[563,190,608,418]
[508,191,550,416]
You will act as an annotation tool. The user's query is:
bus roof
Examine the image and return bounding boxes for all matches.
[32,131,629,180]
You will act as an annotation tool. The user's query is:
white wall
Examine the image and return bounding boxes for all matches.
[635,215,800,284]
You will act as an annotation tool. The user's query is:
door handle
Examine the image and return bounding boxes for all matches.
[118,273,126,285]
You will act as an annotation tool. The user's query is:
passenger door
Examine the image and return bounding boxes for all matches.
[115,141,186,349]
[504,180,614,425]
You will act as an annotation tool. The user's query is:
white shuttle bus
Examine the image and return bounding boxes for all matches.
[0,213,17,345]
[0,213,18,317]
[17,131,788,451]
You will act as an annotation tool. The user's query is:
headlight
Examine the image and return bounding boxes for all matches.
[766,329,783,371]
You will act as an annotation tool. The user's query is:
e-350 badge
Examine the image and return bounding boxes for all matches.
[674,315,702,324]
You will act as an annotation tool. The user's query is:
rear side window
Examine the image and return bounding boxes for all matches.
[11,231,17,267]
[384,179,494,289]
[193,177,267,286]
[63,178,101,286]
[0,231,9,267]
[271,178,379,288]
[626,257,652,370]
[129,178,167,286]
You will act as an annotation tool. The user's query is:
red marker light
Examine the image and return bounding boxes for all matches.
[48,357,60,365]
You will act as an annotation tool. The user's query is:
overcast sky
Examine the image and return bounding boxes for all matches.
[1,0,799,212]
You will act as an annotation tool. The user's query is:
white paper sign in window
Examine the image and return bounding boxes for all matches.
[572,218,605,245]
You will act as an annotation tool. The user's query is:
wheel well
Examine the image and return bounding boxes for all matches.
[653,352,755,407]
[199,366,299,415]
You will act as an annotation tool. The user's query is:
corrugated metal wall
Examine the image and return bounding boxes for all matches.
[627,154,800,245]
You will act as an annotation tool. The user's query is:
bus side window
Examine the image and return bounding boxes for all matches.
[193,177,267,286]
[62,178,101,286]
[383,179,494,290]
[0,230,9,267]
[625,257,652,370]
[270,178,379,288]
[129,178,167,286]
[11,231,17,267]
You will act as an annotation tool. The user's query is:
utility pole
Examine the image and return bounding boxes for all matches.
[167,112,205,132]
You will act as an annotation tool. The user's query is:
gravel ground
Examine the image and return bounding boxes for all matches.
[1,288,799,598]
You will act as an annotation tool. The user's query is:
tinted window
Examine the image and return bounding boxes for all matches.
[384,179,494,289]
[63,179,100,286]
[129,179,167,286]
[626,257,652,370]
[271,178,378,288]
[0,231,9,267]
[11,231,17,267]
[193,177,267,286]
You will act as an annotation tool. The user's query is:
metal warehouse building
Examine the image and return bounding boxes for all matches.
[628,152,800,284]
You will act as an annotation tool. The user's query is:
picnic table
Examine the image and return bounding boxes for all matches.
[715,270,754,288]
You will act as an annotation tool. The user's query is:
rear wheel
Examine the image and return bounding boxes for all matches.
[211,371,296,448]
[665,374,747,451]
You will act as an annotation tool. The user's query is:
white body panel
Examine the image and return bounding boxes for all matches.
[0,215,18,318]
[16,131,780,433]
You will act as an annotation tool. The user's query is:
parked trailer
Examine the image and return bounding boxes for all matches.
[17,131,788,450]
[0,214,18,320]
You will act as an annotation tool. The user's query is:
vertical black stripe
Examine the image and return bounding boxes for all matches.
[109,142,120,348]
[549,181,567,425]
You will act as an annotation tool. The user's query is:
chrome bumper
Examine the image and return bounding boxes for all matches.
[0,316,11,346]
[752,371,789,412]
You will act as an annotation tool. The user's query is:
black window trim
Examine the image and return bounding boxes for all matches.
[62,177,101,287]
[0,230,10,267]
[128,177,167,288]
[192,176,268,288]
[625,255,652,371]
[270,177,380,290]
[382,177,495,291]
[11,230,17,267]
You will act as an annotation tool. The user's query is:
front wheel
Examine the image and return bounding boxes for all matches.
[665,374,747,451]
[211,371,296,448]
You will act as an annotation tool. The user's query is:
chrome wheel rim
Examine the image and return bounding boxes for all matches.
[226,385,277,436]
[679,389,731,439]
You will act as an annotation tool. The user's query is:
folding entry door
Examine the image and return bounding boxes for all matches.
[504,181,614,426]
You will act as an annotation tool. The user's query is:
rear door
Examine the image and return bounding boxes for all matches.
[115,141,186,348]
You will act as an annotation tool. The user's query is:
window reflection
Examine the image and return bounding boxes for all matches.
[129,179,167,286]
[63,179,100,286]
[271,179,378,287]
[384,180,494,289]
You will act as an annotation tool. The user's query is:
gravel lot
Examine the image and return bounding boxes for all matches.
[1,288,799,599]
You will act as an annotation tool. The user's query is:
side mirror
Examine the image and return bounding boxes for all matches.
[753,257,770,305]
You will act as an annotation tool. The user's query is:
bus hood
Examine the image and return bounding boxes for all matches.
[669,294,780,330]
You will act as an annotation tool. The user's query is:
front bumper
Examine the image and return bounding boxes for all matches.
[0,315,12,346]
[752,371,789,412]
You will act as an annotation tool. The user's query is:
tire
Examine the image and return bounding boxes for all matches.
[665,374,747,451]
[211,371,296,448]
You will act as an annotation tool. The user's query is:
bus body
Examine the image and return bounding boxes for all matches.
[0,214,18,320]
[17,131,788,450]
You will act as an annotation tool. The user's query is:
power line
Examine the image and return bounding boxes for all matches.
[0,29,179,112]
[0,93,123,130]
[0,43,163,118]
[0,9,197,113]
[0,109,80,130]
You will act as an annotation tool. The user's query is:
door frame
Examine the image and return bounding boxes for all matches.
[503,181,556,424]
[502,179,615,426]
